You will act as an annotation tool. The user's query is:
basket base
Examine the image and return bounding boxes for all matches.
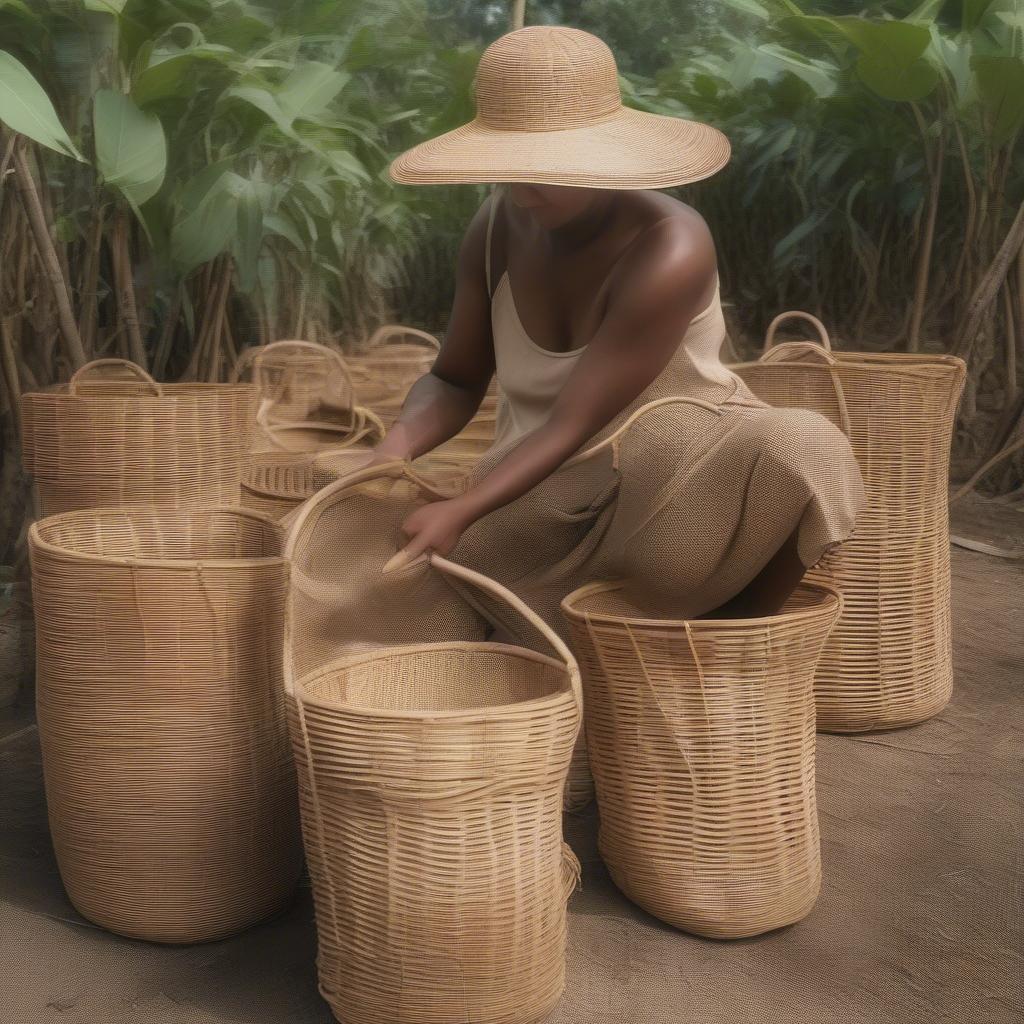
[815,689,952,734]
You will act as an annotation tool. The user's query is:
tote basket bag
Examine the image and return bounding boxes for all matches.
[284,467,581,1024]
[562,579,842,938]
[233,340,384,453]
[30,507,302,943]
[21,359,255,517]
[348,324,441,429]
[732,313,966,732]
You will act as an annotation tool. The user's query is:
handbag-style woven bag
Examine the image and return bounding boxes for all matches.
[732,313,966,732]
[562,578,842,938]
[30,507,302,943]
[21,359,255,517]
[284,467,581,1023]
[233,340,384,453]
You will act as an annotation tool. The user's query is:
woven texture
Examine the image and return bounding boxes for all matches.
[30,507,301,943]
[21,359,255,517]
[390,27,730,189]
[285,472,581,1022]
[732,313,966,732]
[233,340,384,453]
[562,580,842,938]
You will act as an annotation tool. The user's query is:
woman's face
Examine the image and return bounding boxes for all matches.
[506,183,610,230]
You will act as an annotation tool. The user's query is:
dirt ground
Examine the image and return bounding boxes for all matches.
[1,531,1021,1024]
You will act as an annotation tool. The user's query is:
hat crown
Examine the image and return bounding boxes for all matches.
[474,27,622,131]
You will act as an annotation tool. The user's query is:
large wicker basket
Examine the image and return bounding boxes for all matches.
[30,507,302,943]
[285,475,581,1023]
[732,313,966,732]
[21,359,255,517]
[562,580,841,938]
[233,340,384,453]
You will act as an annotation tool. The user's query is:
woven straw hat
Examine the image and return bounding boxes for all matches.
[390,26,730,189]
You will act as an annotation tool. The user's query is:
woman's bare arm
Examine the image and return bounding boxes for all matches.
[374,198,497,461]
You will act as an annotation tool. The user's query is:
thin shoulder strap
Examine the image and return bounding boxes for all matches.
[484,185,502,300]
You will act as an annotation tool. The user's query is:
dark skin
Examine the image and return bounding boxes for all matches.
[371,184,806,617]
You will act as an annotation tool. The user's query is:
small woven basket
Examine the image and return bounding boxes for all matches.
[21,359,255,517]
[285,476,581,1023]
[233,340,384,453]
[348,324,441,429]
[732,313,966,732]
[30,507,302,943]
[562,580,842,939]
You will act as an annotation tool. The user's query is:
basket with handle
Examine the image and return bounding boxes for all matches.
[21,359,255,517]
[233,340,385,453]
[284,466,581,1024]
[732,313,966,732]
[347,324,441,429]
[29,506,302,943]
[562,577,842,938]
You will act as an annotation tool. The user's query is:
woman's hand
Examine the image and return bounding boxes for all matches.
[387,497,479,570]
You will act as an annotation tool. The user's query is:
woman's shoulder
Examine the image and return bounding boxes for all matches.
[607,194,717,313]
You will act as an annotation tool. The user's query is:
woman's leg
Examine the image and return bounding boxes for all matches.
[700,527,807,619]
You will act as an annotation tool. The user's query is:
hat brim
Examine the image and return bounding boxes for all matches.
[389,107,730,189]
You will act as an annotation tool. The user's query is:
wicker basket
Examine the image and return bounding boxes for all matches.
[233,340,384,453]
[562,579,842,938]
[732,312,966,732]
[30,507,302,943]
[285,478,581,1023]
[348,324,441,429]
[21,359,255,517]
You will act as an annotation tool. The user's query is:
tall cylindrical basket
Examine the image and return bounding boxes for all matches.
[285,474,581,1023]
[21,359,255,517]
[732,313,966,731]
[562,580,841,938]
[31,507,302,943]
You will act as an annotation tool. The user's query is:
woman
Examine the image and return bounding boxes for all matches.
[369,26,863,624]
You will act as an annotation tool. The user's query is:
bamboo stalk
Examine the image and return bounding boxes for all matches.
[77,202,106,357]
[12,143,86,370]
[0,316,22,440]
[112,208,148,369]
[510,0,527,30]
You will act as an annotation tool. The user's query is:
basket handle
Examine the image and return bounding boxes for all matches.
[763,311,832,353]
[429,553,583,716]
[68,359,163,396]
[364,324,441,351]
[255,402,385,452]
[232,340,357,404]
[564,395,725,470]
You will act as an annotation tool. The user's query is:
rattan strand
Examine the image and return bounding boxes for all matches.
[732,314,966,732]
[21,359,255,517]
[284,475,582,1022]
[562,580,841,938]
[30,507,302,943]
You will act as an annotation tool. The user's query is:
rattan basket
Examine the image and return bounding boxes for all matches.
[562,579,842,938]
[348,324,441,429]
[285,477,581,1023]
[30,507,302,943]
[233,340,384,453]
[732,312,966,732]
[21,359,255,517]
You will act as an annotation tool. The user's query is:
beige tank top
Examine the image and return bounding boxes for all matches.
[485,188,747,449]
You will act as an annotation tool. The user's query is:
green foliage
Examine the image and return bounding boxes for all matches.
[0,50,83,158]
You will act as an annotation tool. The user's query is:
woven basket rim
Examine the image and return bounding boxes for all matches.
[731,352,966,375]
[30,506,285,569]
[24,382,256,402]
[561,579,842,630]
[295,642,577,721]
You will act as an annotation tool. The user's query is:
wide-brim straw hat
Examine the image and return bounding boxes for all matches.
[390,26,730,190]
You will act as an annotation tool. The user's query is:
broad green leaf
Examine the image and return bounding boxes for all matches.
[962,0,998,30]
[132,44,233,107]
[226,84,293,135]
[773,208,830,265]
[0,51,82,159]
[171,169,245,273]
[717,0,770,20]
[278,62,349,122]
[856,53,941,100]
[93,89,167,206]
[757,43,838,96]
[972,55,1024,145]
[84,0,127,13]
[821,16,932,65]
[264,212,304,250]
[906,0,945,23]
